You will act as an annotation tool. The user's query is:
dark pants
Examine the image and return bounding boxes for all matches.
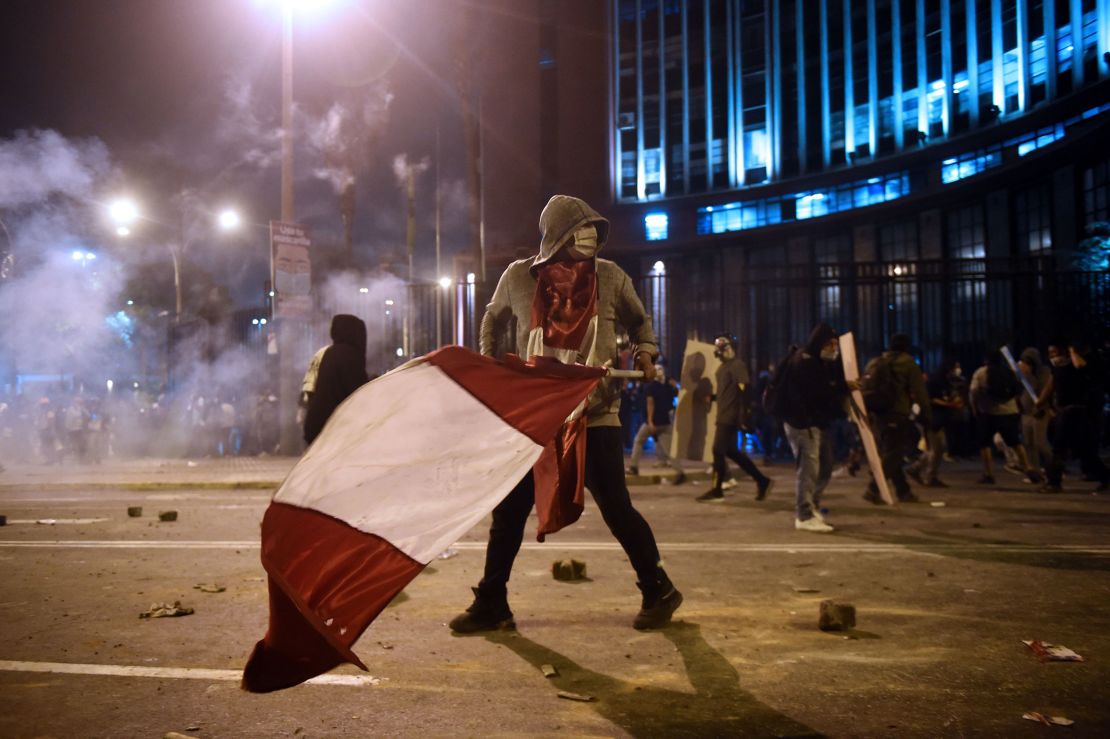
[1047,406,1110,486]
[711,423,769,491]
[477,426,665,602]
[867,415,919,500]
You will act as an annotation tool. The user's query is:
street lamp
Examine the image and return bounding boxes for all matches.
[218,208,242,231]
[110,198,241,323]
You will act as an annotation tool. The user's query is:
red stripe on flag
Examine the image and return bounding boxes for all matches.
[242,502,423,693]
[425,346,604,446]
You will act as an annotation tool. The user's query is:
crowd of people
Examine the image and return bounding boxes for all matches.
[0,385,282,464]
[617,328,1109,533]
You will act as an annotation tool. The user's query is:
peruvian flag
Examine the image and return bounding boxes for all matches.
[242,346,604,693]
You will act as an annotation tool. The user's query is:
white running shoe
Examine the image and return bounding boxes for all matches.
[795,517,834,533]
[721,479,739,491]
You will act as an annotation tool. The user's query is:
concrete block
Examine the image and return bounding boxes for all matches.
[158,510,178,522]
[819,599,856,631]
[127,506,143,518]
[552,559,586,581]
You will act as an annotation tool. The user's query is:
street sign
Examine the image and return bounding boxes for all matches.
[270,221,312,319]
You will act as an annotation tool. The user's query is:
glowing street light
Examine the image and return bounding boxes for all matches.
[217,208,242,231]
[116,226,131,237]
[438,276,452,289]
[108,198,139,227]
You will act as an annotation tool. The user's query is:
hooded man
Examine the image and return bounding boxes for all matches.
[862,333,931,504]
[449,194,682,633]
[302,314,369,445]
[778,323,849,532]
[696,334,775,503]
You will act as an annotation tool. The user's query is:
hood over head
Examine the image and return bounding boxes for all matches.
[531,195,610,274]
[804,322,838,356]
[1019,347,1042,369]
[330,314,367,356]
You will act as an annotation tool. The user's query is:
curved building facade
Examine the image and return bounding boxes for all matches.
[602,0,1110,371]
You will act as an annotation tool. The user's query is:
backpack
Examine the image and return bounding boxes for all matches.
[860,355,899,414]
[761,347,798,420]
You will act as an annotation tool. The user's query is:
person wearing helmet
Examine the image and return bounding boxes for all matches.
[697,334,774,502]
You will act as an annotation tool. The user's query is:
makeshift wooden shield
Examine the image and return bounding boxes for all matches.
[670,340,720,462]
[839,332,894,505]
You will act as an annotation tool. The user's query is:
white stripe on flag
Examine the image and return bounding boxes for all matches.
[275,361,542,564]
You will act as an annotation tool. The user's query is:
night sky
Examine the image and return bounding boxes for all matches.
[0,0,473,301]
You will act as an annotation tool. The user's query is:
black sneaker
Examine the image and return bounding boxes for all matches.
[976,474,996,485]
[925,479,949,488]
[898,492,921,503]
[696,488,724,502]
[670,471,687,485]
[626,465,639,476]
[633,586,683,630]
[755,478,774,501]
[862,489,883,505]
[906,468,925,486]
[448,588,515,634]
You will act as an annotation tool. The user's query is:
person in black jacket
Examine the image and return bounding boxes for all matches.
[1037,341,1110,493]
[302,314,370,445]
[779,323,849,532]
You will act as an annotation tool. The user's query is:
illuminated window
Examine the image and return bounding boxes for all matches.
[644,212,669,241]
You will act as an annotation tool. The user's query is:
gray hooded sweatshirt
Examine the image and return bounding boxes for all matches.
[479,195,658,427]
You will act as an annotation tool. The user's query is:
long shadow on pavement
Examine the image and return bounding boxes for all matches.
[484,621,822,738]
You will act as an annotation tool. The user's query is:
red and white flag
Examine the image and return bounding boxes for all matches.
[242,346,604,693]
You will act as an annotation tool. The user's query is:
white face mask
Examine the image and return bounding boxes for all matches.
[820,349,839,361]
[567,225,599,260]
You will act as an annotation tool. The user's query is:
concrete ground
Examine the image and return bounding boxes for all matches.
[0,455,1108,738]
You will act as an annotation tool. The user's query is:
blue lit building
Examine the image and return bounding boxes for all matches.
[598,0,1110,369]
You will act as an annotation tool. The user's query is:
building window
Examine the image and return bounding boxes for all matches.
[941,144,1003,184]
[946,203,986,258]
[879,220,920,261]
[645,212,669,241]
[1083,158,1110,225]
[1014,184,1053,254]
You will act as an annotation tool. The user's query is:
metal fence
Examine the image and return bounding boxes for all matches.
[639,256,1110,375]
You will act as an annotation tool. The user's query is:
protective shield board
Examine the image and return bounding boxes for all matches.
[1000,346,1038,403]
[839,332,894,505]
[670,340,720,462]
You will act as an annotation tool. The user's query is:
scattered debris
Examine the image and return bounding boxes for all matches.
[541,664,559,678]
[437,547,459,560]
[818,600,856,631]
[552,559,587,581]
[158,511,178,522]
[927,571,936,578]
[127,506,143,518]
[163,733,199,739]
[0,514,6,526]
[1023,640,1085,662]
[185,726,201,732]
[193,584,226,593]
[377,641,394,650]
[972,522,982,528]
[186,461,198,468]
[792,586,820,593]
[1022,712,1075,727]
[36,519,57,525]
[557,690,595,702]
[930,501,946,508]
[140,601,194,619]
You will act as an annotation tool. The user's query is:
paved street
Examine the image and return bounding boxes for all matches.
[1,456,1108,737]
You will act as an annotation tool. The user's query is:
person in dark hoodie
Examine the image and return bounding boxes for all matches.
[448,195,682,635]
[778,323,848,532]
[302,314,369,445]
[862,333,931,504]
